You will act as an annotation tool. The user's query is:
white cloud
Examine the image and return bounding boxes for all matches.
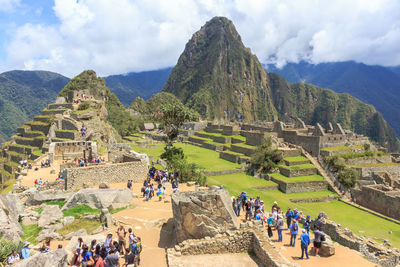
[2,0,400,76]
[0,0,20,12]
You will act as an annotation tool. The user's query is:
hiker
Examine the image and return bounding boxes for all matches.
[300,229,310,260]
[245,199,253,221]
[259,200,265,213]
[303,215,312,234]
[104,248,120,267]
[81,245,95,266]
[127,180,132,190]
[21,241,31,259]
[40,238,51,252]
[145,186,150,201]
[132,237,142,266]
[123,248,135,267]
[276,215,284,242]
[93,254,105,267]
[157,187,162,201]
[38,178,43,188]
[272,201,279,212]
[90,240,98,255]
[232,197,238,216]
[8,250,20,265]
[254,196,261,212]
[128,228,137,251]
[236,197,241,216]
[293,208,300,220]
[116,225,127,255]
[267,213,274,238]
[312,226,326,257]
[285,208,293,229]
[289,219,299,247]
[104,233,113,252]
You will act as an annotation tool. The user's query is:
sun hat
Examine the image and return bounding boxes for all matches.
[24,241,30,247]
[302,229,306,233]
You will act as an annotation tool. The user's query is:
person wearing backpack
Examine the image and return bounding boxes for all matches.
[289,219,299,247]
[285,208,293,229]
[300,229,310,260]
[131,237,142,266]
[21,242,31,259]
[312,226,326,257]
[81,245,94,266]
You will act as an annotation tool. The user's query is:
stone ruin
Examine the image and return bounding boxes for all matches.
[48,141,97,162]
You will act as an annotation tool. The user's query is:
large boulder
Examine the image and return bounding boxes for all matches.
[25,189,73,206]
[172,189,239,243]
[62,188,132,210]
[38,205,63,227]
[0,194,24,241]
[319,235,335,257]
[14,248,68,267]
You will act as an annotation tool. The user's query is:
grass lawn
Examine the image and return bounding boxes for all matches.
[270,173,325,183]
[231,143,257,149]
[283,156,309,162]
[321,146,352,152]
[0,178,15,194]
[62,205,100,218]
[131,141,241,171]
[57,219,101,236]
[279,163,316,170]
[207,172,400,248]
[44,200,66,209]
[21,224,42,244]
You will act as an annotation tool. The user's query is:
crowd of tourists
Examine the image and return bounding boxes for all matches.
[70,225,142,267]
[8,239,62,265]
[81,123,88,137]
[232,191,326,260]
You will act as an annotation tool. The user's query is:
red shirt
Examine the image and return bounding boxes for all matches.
[95,258,104,267]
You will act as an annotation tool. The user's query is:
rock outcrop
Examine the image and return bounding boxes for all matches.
[14,248,68,267]
[38,205,63,227]
[25,189,73,206]
[319,235,335,257]
[172,189,239,243]
[62,188,132,210]
[0,194,24,241]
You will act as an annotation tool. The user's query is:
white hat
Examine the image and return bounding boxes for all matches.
[24,241,30,247]
[302,229,306,233]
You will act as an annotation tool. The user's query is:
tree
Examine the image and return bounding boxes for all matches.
[250,137,283,173]
[338,168,359,188]
[153,102,198,144]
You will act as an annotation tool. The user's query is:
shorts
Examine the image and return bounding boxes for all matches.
[314,241,322,248]
[119,240,126,247]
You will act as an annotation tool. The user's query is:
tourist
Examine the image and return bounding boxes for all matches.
[259,201,265,213]
[293,208,300,221]
[245,199,253,221]
[162,186,166,199]
[236,197,241,216]
[128,228,137,251]
[254,196,261,212]
[40,238,51,252]
[300,229,310,260]
[123,248,135,267]
[303,215,312,234]
[105,248,120,267]
[285,208,293,229]
[93,254,105,267]
[7,250,20,265]
[157,187,162,201]
[312,226,326,257]
[272,208,278,222]
[127,180,132,190]
[38,178,43,188]
[132,237,142,266]
[34,179,38,188]
[116,225,127,255]
[267,213,274,238]
[21,241,31,259]
[76,237,84,249]
[276,215,284,242]
[81,245,95,266]
[90,240,97,254]
[104,233,113,252]
[232,197,238,216]
[272,201,279,212]
[289,219,299,247]
[145,186,150,201]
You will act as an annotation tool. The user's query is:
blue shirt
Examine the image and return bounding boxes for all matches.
[267,216,274,225]
[21,248,30,259]
[82,251,92,261]
[290,222,299,234]
[300,233,311,245]
[285,211,293,219]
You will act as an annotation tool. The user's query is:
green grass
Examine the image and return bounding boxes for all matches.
[207,172,278,188]
[56,219,101,236]
[62,205,100,218]
[10,144,38,150]
[270,173,325,183]
[44,200,65,209]
[279,163,316,170]
[21,224,42,244]
[231,142,257,149]
[231,134,246,142]
[207,172,400,249]
[131,141,241,171]
[34,208,43,214]
[348,162,400,168]
[321,146,352,152]
[55,129,78,133]
[109,205,134,214]
[0,179,15,194]
[283,156,309,162]
[32,149,44,156]
[27,121,50,126]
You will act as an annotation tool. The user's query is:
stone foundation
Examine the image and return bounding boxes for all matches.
[278,166,317,177]
[271,178,327,193]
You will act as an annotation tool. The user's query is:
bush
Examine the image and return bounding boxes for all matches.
[0,239,23,265]
[325,155,346,171]
[77,102,90,110]
[338,169,359,188]
[250,137,283,173]
[363,143,371,151]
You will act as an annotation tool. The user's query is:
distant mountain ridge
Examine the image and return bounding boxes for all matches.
[266,61,400,137]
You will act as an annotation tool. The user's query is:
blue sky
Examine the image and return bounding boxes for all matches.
[1,0,400,77]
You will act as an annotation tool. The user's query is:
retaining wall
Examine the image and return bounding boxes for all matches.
[219,151,240,163]
[62,119,78,131]
[271,178,327,193]
[278,166,317,177]
[345,156,392,165]
[231,144,256,156]
[55,130,76,140]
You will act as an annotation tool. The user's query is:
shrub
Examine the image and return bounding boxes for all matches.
[325,155,346,171]
[250,137,283,173]
[338,169,359,188]
[77,102,90,110]
[0,239,23,265]
[363,143,371,151]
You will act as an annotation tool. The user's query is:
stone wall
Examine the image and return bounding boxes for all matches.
[271,178,327,193]
[279,129,321,156]
[345,156,392,165]
[30,123,50,134]
[167,225,293,267]
[48,141,97,162]
[278,166,317,177]
[61,119,78,131]
[55,130,76,140]
[221,125,240,135]
[351,185,400,221]
[62,161,148,190]
[353,165,400,178]
[230,144,256,156]
[244,131,266,146]
[181,122,207,131]
[219,151,240,163]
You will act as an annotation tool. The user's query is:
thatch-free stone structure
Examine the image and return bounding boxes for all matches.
[172,189,239,243]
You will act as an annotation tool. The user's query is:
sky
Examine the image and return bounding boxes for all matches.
[0,0,400,77]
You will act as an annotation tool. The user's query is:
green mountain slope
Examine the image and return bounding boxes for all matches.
[0,70,69,143]
[163,17,277,121]
[269,73,400,151]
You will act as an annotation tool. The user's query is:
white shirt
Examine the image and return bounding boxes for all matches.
[8,254,20,264]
